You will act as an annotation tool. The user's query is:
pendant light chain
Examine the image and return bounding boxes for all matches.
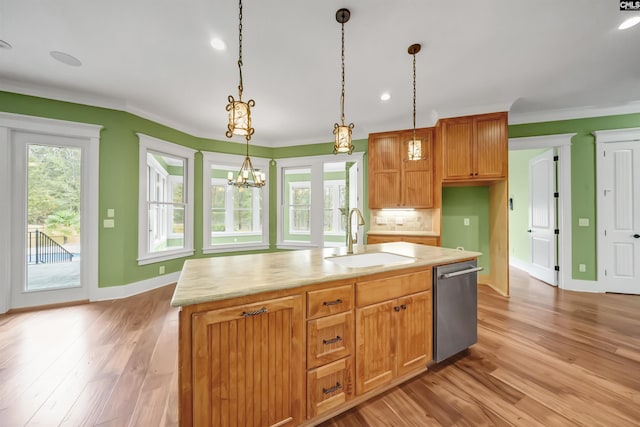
[237,0,244,99]
[412,51,417,142]
[340,21,346,125]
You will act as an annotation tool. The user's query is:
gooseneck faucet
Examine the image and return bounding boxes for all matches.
[347,208,366,254]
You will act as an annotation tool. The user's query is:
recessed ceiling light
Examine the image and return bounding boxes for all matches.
[0,40,12,49]
[50,51,82,67]
[619,16,640,30]
[210,38,226,50]
[380,92,391,101]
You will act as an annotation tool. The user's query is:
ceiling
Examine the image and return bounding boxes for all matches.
[1,0,639,148]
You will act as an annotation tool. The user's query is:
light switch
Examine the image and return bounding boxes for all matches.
[103,219,115,228]
[107,209,115,218]
[579,264,586,272]
[464,218,470,226]
[578,218,589,227]
[376,216,388,225]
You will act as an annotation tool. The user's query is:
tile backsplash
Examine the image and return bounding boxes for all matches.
[369,209,439,233]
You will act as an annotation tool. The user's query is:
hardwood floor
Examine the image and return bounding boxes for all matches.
[1,268,639,426]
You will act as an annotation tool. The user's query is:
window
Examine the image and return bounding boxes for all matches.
[277,154,363,249]
[202,152,269,253]
[138,134,195,265]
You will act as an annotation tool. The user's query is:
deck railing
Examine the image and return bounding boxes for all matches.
[27,230,73,264]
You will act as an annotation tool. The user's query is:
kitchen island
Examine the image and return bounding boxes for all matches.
[172,242,480,427]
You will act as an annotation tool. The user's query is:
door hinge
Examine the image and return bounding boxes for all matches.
[604,229,607,236]
[554,229,560,234]
[553,155,559,161]
[554,192,559,198]
[554,265,560,272]
[604,269,607,276]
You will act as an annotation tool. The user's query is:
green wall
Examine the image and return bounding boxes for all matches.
[441,187,490,274]
[4,90,639,286]
[509,112,640,280]
[508,149,546,264]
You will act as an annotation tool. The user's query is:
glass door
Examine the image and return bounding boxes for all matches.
[11,132,89,308]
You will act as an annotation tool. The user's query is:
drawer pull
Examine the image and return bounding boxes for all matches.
[323,299,343,307]
[322,335,343,345]
[241,307,268,317]
[322,382,342,395]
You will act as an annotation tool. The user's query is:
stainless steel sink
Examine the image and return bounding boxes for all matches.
[324,252,415,268]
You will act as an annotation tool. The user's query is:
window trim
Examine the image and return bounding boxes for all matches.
[276,153,364,250]
[202,152,270,254]
[137,134,195,265]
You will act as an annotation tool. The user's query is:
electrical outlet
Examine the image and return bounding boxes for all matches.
[107,208,115,217]
[579,264,586,273]
[159,265,165,275]
[376,216,388,225]
[464,218,470,226]
[103,219,115,228]
[395,217,403,225]
[578,218,589,227]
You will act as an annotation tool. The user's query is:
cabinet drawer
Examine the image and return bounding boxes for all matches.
[307,312,353,369]
[307,357,354,419]
[356,269,431,307]
[307,285,354,319]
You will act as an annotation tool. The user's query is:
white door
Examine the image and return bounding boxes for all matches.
[600,142,640,294]
[11,132,90,309]
[528,149,557,285]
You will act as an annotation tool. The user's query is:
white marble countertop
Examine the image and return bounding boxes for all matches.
[170,242,480,307]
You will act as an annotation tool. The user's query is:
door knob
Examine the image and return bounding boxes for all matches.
[633,234,640,239]
[527,229,532,233]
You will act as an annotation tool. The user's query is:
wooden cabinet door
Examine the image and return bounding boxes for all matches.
[191,296,304,427]
[474,113,507,179]
[307,357,354,419]
[355,300,395,394]
[440,117,474,180]
[396,291,431,377]
[401,129,434,208]
[368,133,401,208]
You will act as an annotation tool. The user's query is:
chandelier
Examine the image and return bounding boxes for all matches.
[407,43,423,161]
[333,8,355,155]
[225,0,264,188]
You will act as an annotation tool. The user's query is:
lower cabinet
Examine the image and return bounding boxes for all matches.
[190,296,305,427]
[307,357,354,419]
[355,291,431,394]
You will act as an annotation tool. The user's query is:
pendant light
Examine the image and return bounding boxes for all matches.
[226,0,264,188]
[333,8,355,155]
[407,43,423,161]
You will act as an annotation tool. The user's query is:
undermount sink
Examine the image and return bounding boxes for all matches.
[325,252,415,268]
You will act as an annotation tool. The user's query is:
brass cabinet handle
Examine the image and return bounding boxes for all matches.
[323,299,343,306]
[322,382,342,395]
[242,307,268,317]
[322,335,343,345]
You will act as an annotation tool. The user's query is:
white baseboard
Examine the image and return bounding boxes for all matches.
[561,278,604,293]
[91,272,180,301]
[509,257,532,274]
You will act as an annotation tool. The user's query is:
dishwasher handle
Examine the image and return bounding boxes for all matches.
[440,266,484,279]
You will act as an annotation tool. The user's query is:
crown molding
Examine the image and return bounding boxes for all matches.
[509,102,640,125]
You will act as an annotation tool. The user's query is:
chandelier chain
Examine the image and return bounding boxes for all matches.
[237,0,244,98]
[340,21,345,125]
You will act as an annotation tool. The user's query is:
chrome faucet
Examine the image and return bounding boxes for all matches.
[347,208,366,254]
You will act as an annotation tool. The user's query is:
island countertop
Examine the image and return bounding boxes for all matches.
[170,242,481,307]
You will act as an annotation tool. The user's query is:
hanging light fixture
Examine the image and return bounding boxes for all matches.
[225,0,264,188]
[226,0,255,140]
[333,8,355,155]
[407,43,423,161]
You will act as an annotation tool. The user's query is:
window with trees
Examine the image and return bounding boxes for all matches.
[202,152,269,253]
[138,134,194,265]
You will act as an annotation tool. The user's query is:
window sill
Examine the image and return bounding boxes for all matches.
[203,244,270,254]
[276,243,320,250]
[137,249,194,265]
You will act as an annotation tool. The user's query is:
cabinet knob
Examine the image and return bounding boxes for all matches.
[400,304,407,310]
[394,306,401,312]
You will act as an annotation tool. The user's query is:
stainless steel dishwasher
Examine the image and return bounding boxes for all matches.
[433,260,483,362]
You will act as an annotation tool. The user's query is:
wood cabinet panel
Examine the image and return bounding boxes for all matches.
[439,112,507,182]
[307,357,354,419]
[368,128,434,208]
[396,291,431,377]
[307,312,353,369]
[355,300,395,394]
[367,234,440,247]
[191,296,304,427]
[356,270,431,307]
[307,285,353,319]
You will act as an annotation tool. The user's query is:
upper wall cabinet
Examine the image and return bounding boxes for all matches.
[368,128,434,209]
[437,112,508,182]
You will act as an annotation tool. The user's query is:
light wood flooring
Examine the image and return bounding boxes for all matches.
[1,268,639,426]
